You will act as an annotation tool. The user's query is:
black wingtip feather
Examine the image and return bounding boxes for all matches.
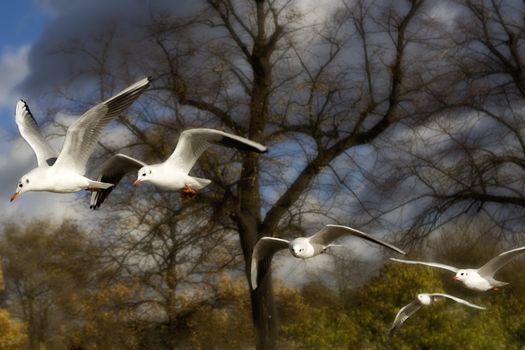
[18,99,39,125]
[89,187,113,210]
[217,137,267,153]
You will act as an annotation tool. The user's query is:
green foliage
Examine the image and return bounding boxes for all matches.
[4,219,525,349]
[187,275,254,349]
[346,263,513,349]
[280,304,355,349]
[0,220,143,349]
[277,284,354,349]
[276,261,525,349]
[348,263,445,348]
[0,309,27,349]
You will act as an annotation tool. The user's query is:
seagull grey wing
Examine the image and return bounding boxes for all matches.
[90,153,146,209]
[389,300,422,336]
[477,246,525,277]
[429,293,486,310]
[53,77,150,174]
[389,258,459,273]
[250,237,289,290]
[166,128,267,174]
[15,100,58,167]
[308,225,406,255]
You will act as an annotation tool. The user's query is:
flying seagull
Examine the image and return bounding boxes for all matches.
[250,224,405,290]
[389,293,485,335]
[10,77,151,202]
[89,128,267,209]
[390,246,525,291]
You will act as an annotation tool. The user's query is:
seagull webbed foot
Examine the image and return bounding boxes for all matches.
[181,185,198,199]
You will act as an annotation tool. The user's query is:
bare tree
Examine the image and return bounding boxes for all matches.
[138,0,438,347]
[32,0,463,347]
[374,0,525,243]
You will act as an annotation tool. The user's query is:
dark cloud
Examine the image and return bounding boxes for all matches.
[20,0,200,98]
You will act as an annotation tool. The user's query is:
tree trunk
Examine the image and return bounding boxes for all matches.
[250,275,277,349]
[237,150,277,349]
[241,6,277,343]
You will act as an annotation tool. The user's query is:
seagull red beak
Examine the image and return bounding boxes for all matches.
[10,192,20,202]
[453,276,459,281]
[132,179,141,187]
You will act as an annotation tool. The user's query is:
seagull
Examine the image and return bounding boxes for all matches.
[389,293,485,335]
[390,246,525,291]
[89,128,267,209]
[250,224,405,290]
[10,77,151,202]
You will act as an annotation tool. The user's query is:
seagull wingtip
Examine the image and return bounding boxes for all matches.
[250,278,258,290]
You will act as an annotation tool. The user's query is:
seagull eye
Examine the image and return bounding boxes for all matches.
[460,273,464,276]
[18,184,23,188]
[142,173,146,177]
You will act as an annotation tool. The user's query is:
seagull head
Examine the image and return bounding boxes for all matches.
[417,294,432,305]
[289,237,314,258]
[134,166,153,186]
[11,173,34,202]
[454,269,470,282]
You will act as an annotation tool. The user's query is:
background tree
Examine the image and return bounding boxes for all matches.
[133,0,444,346]
[0,309,26,350]
[373,0,525,242]
[0,220,147,349]
[36,0,456,347]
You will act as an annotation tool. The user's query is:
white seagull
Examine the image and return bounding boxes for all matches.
[10,77,151,202]
[250,224,405,290]
[390,246,525,291]
[89,128,267,209]
[389,293,485,335]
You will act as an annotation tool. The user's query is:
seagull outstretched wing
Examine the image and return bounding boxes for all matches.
[166,128,267,174]
[90,153,146,209]
[54,77,150,174]
[477,246,525,278]
[308,225,405,254]
[429,293,485,309]
[250,237,289,290]
[390,258,459,273]
[389,299,423,336]
[15,100,58,167]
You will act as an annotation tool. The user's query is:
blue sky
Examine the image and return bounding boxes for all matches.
[0,2,49,46]
[0,1,51,131]
[0,1,83,221]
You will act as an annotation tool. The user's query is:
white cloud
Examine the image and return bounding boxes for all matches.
[0,45,30,109]
[428,2,461,28]
[294,0,339,28]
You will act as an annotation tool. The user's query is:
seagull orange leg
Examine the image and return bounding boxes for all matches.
[181,185,198,198]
